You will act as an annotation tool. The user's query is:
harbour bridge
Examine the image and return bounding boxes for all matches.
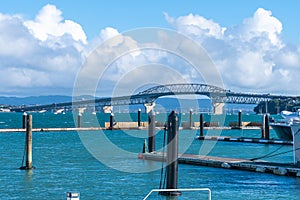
[11,83,299,114]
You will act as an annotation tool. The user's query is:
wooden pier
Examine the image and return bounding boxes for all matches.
[138,152,300,177]
[0,125,266,133]
[0,127,106,133]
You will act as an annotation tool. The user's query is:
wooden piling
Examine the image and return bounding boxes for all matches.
[160,111,181,197]
[199,114,204,137]
[265,114,270,139]
[25,115,33,170]
[138,109,141,127]
[109,113,114,129]
[77,113,82,128]
[22,112,27,129]
[189,109,193,128]
[262,114,270,139]
[262,114,265,138]
[148,110,156,153]
[238,110,242,128]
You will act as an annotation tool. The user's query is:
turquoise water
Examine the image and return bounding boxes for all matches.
[0,112,300,199]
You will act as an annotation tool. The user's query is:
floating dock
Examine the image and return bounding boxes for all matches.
[196,136,293,145]
[138,152,300,177]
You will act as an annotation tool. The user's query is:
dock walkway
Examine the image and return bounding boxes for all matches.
[138,152,300,177]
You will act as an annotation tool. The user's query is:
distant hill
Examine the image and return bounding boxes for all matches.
[0,95,72,106]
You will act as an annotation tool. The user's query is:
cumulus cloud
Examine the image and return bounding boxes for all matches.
[1,5,299,98]
[240,8,282,46]
[165,12,226,40]
[24,4,87,44]
[165,8,300,95]
[0,5,84,96]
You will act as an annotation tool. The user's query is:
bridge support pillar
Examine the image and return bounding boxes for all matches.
[213,103,224,115]
[144,102,155,113]
[103,106,113,113]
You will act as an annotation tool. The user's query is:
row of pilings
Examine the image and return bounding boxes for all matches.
[102,110,271,140]
[17,110,270,172]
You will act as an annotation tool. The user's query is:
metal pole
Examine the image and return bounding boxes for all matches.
[161,111,181,196]
[26,115,33,170]
[148,110,156,153]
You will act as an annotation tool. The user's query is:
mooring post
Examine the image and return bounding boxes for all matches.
[22,112,27,129]
[138,108,141,127]
[77,113,82,128]
[261,114,270,139]
[200,113,204,137]
[261,114,266,138]
[26,115,33,170]
[238,110,242,128]
[189,109,193,129]
[109,113,114,130]
[161,111,181,197]
[148,110,156,153]
[265,114,270,140]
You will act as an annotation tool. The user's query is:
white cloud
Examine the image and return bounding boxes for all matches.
[0,5,299,98]
[165,13,226,39]
[24,4,87,44]
[100,27,120,42]
[0,5,84,96]
[241,8,282,46]
[165,8,300,95]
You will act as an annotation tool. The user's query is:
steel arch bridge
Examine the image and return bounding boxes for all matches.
[11,83,299,112]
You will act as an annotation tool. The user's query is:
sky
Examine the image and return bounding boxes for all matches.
[0,0,299,97]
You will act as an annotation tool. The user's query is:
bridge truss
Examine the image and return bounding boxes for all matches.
[11,83,299,112]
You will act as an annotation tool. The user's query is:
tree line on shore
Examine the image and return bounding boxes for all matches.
[254,99,300,114]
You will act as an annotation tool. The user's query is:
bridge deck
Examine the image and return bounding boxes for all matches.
[10,83,299,112]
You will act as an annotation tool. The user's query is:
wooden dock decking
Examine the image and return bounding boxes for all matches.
[138,152,300,177]
[0,125,263,133]
[0,127,106,133]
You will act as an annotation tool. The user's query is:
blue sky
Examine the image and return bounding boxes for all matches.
[0,0,299,97]
[1,0,299,43]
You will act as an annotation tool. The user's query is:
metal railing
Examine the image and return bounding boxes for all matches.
[143,188,212,200]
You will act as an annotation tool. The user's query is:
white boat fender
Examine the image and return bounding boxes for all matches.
[221,162,231,169]
[255,166,266,173]
[273,167,287,175]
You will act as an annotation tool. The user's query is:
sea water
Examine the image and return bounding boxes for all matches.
[0,112,300,199]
